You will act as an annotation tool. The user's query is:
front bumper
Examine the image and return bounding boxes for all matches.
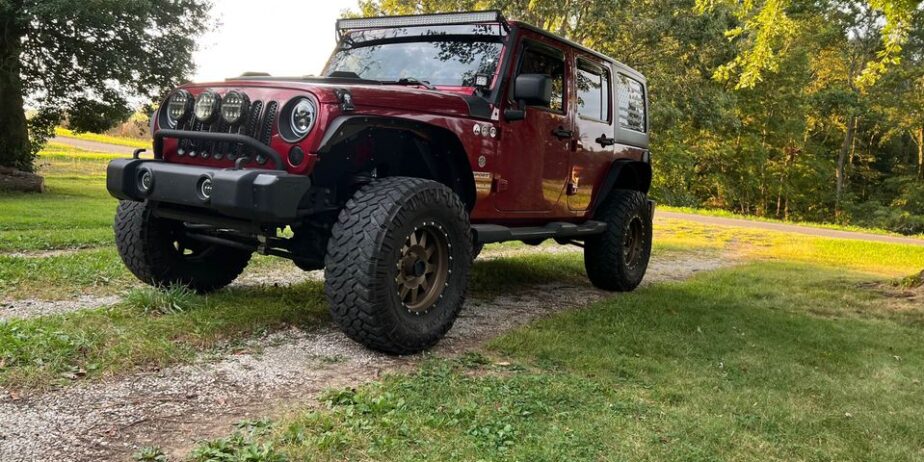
[106,158,312,222]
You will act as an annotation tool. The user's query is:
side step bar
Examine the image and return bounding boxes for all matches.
[471,221,607,244]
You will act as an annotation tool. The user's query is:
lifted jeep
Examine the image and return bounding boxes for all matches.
[107,11,654,354]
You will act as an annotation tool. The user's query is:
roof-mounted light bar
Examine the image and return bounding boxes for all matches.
[336,10,507,37]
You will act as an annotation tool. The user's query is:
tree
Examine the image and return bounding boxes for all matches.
[695,0,924,89]
[0,0,212,173]
[356,0,922,232]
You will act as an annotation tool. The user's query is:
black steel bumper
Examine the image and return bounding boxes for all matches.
[106,158,312,222]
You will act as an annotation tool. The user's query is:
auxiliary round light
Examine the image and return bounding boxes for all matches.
[220,91,250,125]
[194,91,221,123]
[166,90,192,127]
[198,177,213,200]
[138,170,154,193]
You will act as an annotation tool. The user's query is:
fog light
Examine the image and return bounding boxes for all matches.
[199,177,213,200]
[139,170,153,192]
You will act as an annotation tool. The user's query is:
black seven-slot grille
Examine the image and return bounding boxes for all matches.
[175,99,278,165]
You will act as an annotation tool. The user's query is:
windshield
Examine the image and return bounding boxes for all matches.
[325,39,503,88]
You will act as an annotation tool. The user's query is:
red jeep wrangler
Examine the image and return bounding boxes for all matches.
[107,11,654,354]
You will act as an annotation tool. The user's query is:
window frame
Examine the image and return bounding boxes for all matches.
[512,39,568,115]
[575,58,612,124]
[616,73,647,134]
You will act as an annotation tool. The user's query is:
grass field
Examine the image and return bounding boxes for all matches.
[661,205,924,240]
[186,262,923,462]
[1,146,923,461]
[54,127,150,149]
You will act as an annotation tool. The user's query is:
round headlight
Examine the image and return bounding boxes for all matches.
[290,99,316,138]
[165,90,192,127]
[194,91,220,123]
[221,91,250,125]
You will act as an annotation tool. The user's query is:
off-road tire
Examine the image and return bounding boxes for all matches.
[114,200,252,292]
[325,177,473,354]
[584,189,652,291]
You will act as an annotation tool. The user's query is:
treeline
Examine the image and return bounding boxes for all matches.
[360,0,924,234]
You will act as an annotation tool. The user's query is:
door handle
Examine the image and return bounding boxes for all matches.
[595,134,616,147]
[552,127,573,139]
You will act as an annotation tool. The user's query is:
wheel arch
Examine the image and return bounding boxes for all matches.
[315,115,477,211]
[589,159,652,216]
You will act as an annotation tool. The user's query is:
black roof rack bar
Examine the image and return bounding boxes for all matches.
[336,10,508,39]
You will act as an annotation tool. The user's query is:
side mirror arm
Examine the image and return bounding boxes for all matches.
[504,100,526,122]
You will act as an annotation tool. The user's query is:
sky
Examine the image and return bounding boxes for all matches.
[192,0,359,82]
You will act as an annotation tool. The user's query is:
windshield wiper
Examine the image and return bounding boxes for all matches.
[388,77,436,90]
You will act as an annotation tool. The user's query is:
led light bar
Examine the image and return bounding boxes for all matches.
[337,10,506,35]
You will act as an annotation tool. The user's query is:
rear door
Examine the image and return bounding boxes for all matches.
[495,39,572,213]
[568,56,615,211]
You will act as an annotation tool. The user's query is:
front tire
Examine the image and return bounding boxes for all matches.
[114,200,252,293]
[584,190,652,291]
[325,177,472,354]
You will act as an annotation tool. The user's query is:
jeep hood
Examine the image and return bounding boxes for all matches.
[183,76,493,120]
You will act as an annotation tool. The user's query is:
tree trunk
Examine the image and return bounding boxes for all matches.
[917,127,923,181]
[835,115,857,216]
[0,1,32,172]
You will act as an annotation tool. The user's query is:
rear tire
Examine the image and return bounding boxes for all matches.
[114,200,252,293]
[584,190,652,291]
[325,177,472,354]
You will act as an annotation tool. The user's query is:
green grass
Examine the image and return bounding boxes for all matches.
[190,263,924,461]
[0,179,115,253]
[55,127,150,149]
[0,147,118,252]
[0,282,329,389]
[0,249,665,389]
[661,205,924,240]
[656,218,924,277]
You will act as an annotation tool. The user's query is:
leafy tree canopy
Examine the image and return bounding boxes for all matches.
[0,0,212,171]
[695,0,923,88]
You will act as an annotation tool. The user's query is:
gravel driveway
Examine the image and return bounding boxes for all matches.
[0,249,730,462]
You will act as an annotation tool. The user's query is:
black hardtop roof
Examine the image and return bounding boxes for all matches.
[337,10,645,83]
[508,21,645,82]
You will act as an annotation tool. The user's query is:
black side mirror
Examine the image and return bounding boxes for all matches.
[505,74,553,121]
[514,74,552,106]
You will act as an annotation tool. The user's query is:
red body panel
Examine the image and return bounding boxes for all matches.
[153,23,648,226]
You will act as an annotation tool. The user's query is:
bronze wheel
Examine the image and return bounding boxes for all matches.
[325,177,472,355]
[584,189,652,292]
[623,216,644,270]
[396,223,450,313]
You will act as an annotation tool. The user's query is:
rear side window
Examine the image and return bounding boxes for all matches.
[576,60,610,121]
[617,74,646,132]
[518,46,566,112]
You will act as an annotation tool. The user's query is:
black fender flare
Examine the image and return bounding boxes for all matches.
[589,159,652,216]
[316,115,477,210]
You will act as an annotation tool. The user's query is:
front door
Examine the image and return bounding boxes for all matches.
[495,39,572,213]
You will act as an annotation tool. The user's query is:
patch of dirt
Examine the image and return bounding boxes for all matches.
[231,266,323,288]
[1,248,93,259]
[0,251,732,462]
[862,273,924,324]
[0,295,122,321]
